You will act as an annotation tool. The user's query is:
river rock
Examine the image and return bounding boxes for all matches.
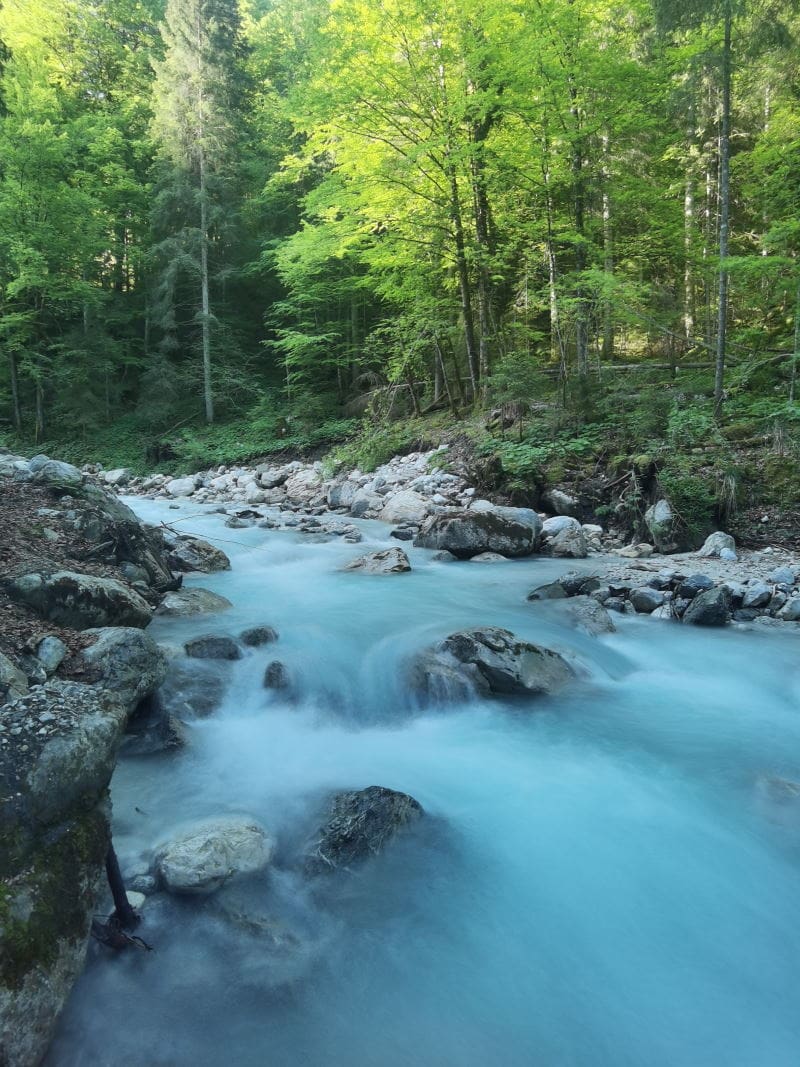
[616,543,654,559]
[102,467,132,486]
[629,587,667,614]
[742,581,772,609]
[184,635,242,660]
[156,588,233,616]
[682,586,731,627]
[305,786,423,874]
[166,476,199,497]
[698,531,736,558]
[81,628,168,709]
[644,499,679,553]
[777,597,800,621]
[3,570,152,629]
[414,512,537,559]
[541,515,580,538]
[769,566,796,586]
[412,627,574,701]
[240,626,278,647]
[471,552,508,563]
[159,658,228,718]
[676,574,715,600]
[167,537,231,573]
[541,488,581,517]
[155,817,275,894]
[560,596,616,635]
[344,548,411,574]
[548,524,588,559]
[123,692,189,756]
[264,661,290,690]
[527,581,567,600]
[379,490,430,524]
[327,478,359,509]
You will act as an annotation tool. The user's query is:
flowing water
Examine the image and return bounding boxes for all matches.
[47,499,800,1066]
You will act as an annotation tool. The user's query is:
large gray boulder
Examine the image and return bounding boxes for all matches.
[155,817,275,894]
[547,524,588,559]
[0,652,29,701]
[683,586,731,626]
[165,476,199,497]
[343,548,411,574]
[184,635,242,660]
[698,531,736,558]
[81,628,168,709]
[167,536,231,574]
[3,570,152,629]
[559,596,616,635]
[379,490,430,524]
[305,786,423,875]
[156,587,232,616]
[541,488,581,517]
[326,478,359,509]
[411,627,574,701]
[29,458,83,489]
[644,499,679,553]
[414,511,538,559]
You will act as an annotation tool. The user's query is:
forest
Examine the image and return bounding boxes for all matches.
[0,0,798,501]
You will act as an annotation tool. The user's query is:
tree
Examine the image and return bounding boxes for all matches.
[150,0,246,424]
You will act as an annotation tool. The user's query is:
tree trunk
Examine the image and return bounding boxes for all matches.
[199,149,214,425]
[790,275,800,404]
[601,134,613,360]
[684,168,695,343]
[106,842,139,930]
[9,352,22,433]
[714,0,732,417]
[447,166,480,399]
[570,88,589,379]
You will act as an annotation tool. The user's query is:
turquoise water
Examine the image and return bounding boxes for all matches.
[47,499,800,1066]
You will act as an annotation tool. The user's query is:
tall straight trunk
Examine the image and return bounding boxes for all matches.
[570,88,589,378]
[601,134,613,360]
[684,169,695,342]
[35,376,45,443]
[8,352,22,433]
[470,125,495,395]
[447,165,480,398]
[714,0,732,417]
[789,276,800,404]
[542,132,562,368]
[199,151,214,425]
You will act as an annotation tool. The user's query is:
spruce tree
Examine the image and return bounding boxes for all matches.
[150,0,244,424]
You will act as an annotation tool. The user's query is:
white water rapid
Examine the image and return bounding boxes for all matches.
[47,497,800,1067]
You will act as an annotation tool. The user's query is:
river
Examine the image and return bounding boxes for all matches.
[47,497,800,1066]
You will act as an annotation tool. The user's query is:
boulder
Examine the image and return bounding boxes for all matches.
[80,628,168,710]
[777,597,800,622]
[629,587,667,614]
[616,543,654,559]
[541,488,581,517]
[305,786,423,875]
[769,566,796,586]
[165,476,199,497]
[155,817,275,894]
[264,661,290,690]
[327,478,358,509]
[527,581,567,601]
[414,512,537,559]
[156,588,232,616]
[29,459,83,489]
[548,525,588,559]
[122,692,189,756]
[167,537,231,574]
[676,574,715,600]
[35,635,68,674]
[411,627,574,701]
[644,499,679,553]
[683,586,731,627]
[469,501,543,545]
[541,515,581,538]
[343,548,411,574]
[560,596,616,636]
[379,490,431,525]
[158,658,228,718]
[742,582,772,609]
[102,467,132,487]
[184,635,242,661]
[471,552,508,563]
[3,570,152,629]
[349,490,384,517]
[698,531,736,558]
[240,626,278,647]
[0,652,28,701]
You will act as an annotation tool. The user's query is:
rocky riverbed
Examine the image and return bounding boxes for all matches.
[2,442,800,1066]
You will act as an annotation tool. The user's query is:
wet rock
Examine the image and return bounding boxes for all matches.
[390,528,415,541]
[682,586,731,627]
[240,626,279,647]
[123,692,188,756]
[698,531,736,558]
[167,536,231,573]
[3,570,152,629]
[156,587,233,616]
[305,786,423,874]
[471,552,508,563]
[264,661,290,690]
[629,587,666,614]
[527,581,567,601]
[184,635,242,661]
[742,581,772,609]
[414,511,537,559]
[344,548,411,574]
[159,658,228,718]
[431,550,458,562]
[412,627,574,701]
[560,596,616,636]
[155,817,275,895]
[676,574,715,600]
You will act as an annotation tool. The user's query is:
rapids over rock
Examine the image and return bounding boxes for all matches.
[46,496,800,1067]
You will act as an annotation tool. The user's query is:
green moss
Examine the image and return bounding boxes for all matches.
[0,810,109,990]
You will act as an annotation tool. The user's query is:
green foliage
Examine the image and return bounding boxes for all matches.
[657,459,717,542]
